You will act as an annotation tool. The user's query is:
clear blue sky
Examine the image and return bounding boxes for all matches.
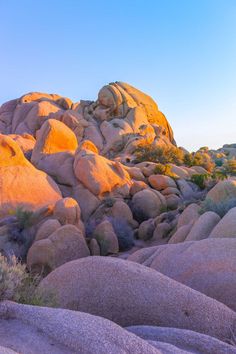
[0,0,235,151]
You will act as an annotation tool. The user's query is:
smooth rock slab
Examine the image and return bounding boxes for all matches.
[209,207,236,238]
[127,326,236,354]
[39,256,236,341]
[185,211,220,241]
[128,238,236,311]
[0,301,160,354]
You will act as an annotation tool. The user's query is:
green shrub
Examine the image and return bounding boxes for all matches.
[183,153,194,167]
[183,151,215,172]
[154,163,179,179]
[190,174,209,189]
[211,169,228,182]
[0,254,26,302]
[199,197,236,217]
[134,145,184,165]
[13,207,35,230]
[0,254,57,306]
[223,158,236,176]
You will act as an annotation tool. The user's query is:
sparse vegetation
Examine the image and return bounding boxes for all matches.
[12,207,35,230]
[154,163,179,179]
[199,197,236,217]
[190,173,209,190]
[223,158,236,176]
[134,145,184,165]
[0,254,57,306]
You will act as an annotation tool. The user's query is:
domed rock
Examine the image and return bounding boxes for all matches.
[35,219,61,241]
[53,197,82,227]
[73,148,131,197]
[27,224,90,274]
[131,189,166,222]
[209,207,236,238]
[177,203,200,229]
[148,175,177,191]
[206,179,236,203]
[0,301,160,354]
[168,222,194,244]
[39,256,236,341]
[128,238,236,311]
[95,82,175,144]
[185,211,220,241]
[0,135,61,216]
[93,220,119,255]
[31,119,78,186]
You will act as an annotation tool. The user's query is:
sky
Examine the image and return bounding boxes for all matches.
[0,0,235,151]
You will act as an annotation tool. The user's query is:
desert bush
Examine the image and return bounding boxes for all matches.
[199,197,236,217]
[211,169,228,182]
[183,151,215,172]
[214,158,224,167]
[0,254,27,302]
[223,158,236,176]
[134,145,184,165]
[183,153,194,167]
[191,174,209,189]
[0,254,57,306]
[192,152,215,172]
[13,207,34,230]
[109,217,134,251]
[154,163,179,179]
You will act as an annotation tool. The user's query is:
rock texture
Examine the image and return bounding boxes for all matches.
[127,326,236,354]
[128,238,236,310]
[39,256,236,341]
[0,301,160,354]
[0,134,61,216]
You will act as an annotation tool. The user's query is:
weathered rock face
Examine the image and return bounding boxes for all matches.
[131,189,167,222]
[94,82,175,143]
[0,82,175,159]
[127,326,236,354]
[185,211,220,241]
[0,301,160,354]
[0,135,62,216]
[209,207,236,238]
[39,256,236,342]
[206,179,236,203]
[128,238,236,311]
[73,148,131,197]
[27,224,90,274]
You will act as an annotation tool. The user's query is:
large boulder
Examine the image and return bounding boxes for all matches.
[148,175,177,191]
[206,179,236,203]
[0,302,160,354]
[93,220,119,255]
[73,148,131,197]
[95,82,175,144]
[128,238,236,311]
[27,225,90,274]
[177,203,200,229]
[209,207,236,238]
[0,135,61,216]
[53,197,82,228]
[31,119,78,186]
[185,211,220,241]
[131,189,167,222]
[39,256,236,341]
